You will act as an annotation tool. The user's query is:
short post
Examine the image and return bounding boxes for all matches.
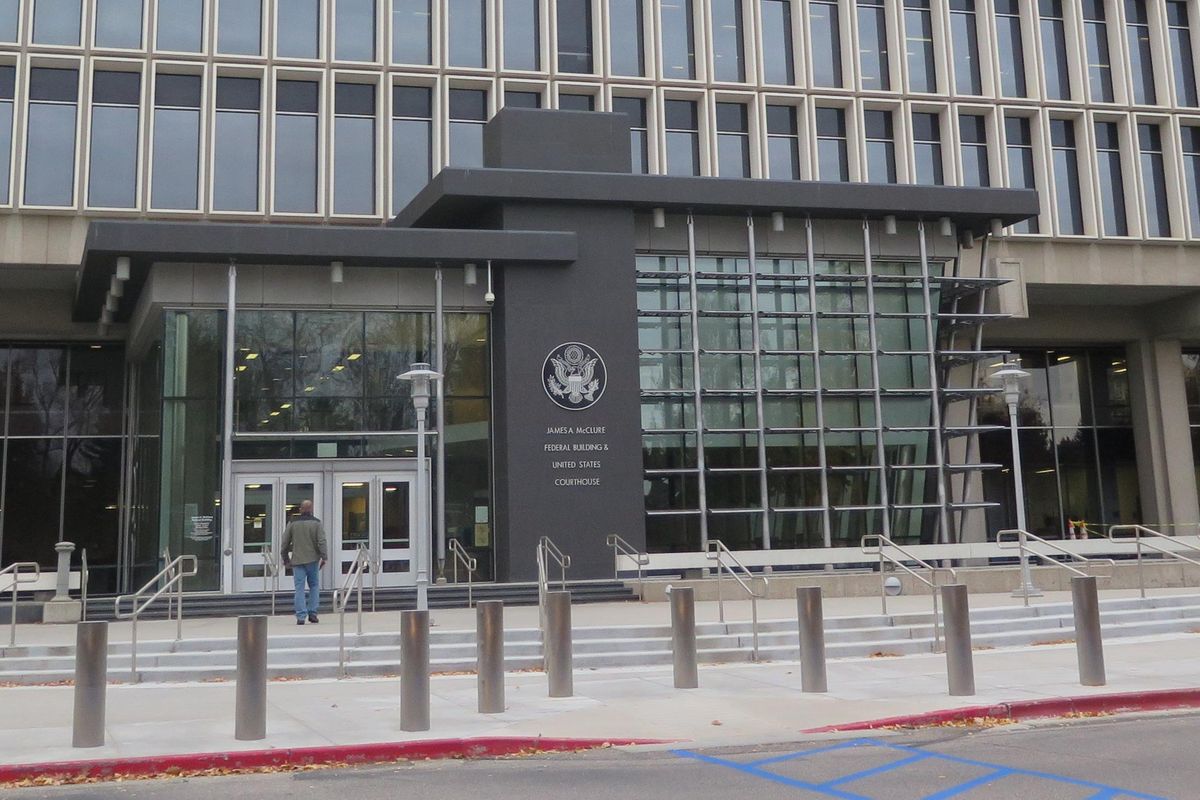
[400,609,430,731]
[1071,576,1106,686]
[796,587,828,693]
[941,584,975,697]
[477,600,505,714]
[545,591,573,698]
[234,615,268,741]
[670,587,698,689]
[72,621,108,748]
[44,542,82,623]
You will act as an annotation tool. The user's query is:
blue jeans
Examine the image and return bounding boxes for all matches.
[292,561,320,619]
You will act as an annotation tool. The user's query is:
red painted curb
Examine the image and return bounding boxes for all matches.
[803,687,1200,733]
[0,736,670,784]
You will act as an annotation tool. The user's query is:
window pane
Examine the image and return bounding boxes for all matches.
[661,0,695,79]
[34,0,81,45]
[816,107,848,181]
[864,110,895,183]
[278,0,320,58]
[218,0,261,54]
[665,100,698,175]
[88,105,139,208]
[392,87,431,210]
[1126,0,1156,104]
[214,108,260,212]
[1,439,63,567]
[0,0,16,41]
[9,348,66,435]
[609,0,644,75]
[1050,119,1082,234]
[905,2,935,92]
[711,0,744,82]
[156,0,203,51]
[1083,2,1113,102]
[1006,116,1038,232]
[912,111,941,185]
[996,0,1026,96]
[95,0,143,48]
[1184,127,1200,236]
[1139,124,1170,236]
[449,0,486,66]
[950,0,981,94]
[63,439,123,594]
[0,100,11,204]
[761,0,793,84]
[1170,1,1197,106]
[504,0,538,69]
[858,0,890,90]
[335,0,376,60]
[26,74,78,207]
[275,113,318,213]
[1094,122,1126,235]
[810,0,841,87]
[959,114,989,186]
[449,122,484,167]
[334,116,375,214]
[69,345,125,435]
[393,0,431,63]
[1040,1,1070,100]
[558,0,593,72]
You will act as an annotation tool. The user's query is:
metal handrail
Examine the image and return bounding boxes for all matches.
[1,562,40,647]
[607,534,650,602]
[536,536,571,663]
[1107,524,1200,599]
[448,538,477,608]
[334,545,369,677]
[262,546,280,617]
[861,534,957,652]
[114,554,199,681]
[80,548,89,622]
[997,529,1116,578]
[705,539,768,661]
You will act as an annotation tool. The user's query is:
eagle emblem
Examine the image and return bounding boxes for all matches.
[543,343,606,410]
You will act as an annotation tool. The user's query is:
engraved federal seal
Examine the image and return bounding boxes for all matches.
[543,342,606,411]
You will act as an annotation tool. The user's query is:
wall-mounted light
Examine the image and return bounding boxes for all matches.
[109,276,124,297]
[771,211,785,232]
[939,217,953,237]
[883,215,897,235]
[652,207,666,228]
[464,262,478,286]
[484,260,495,305]
[115,256,131,282]
[330,260,344,284]
[990,218,1004,238]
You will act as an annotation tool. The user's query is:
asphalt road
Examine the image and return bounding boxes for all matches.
[10,712,1200,800]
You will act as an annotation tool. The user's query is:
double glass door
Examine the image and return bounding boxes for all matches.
[235,474,324,593]
[333,473,415,588]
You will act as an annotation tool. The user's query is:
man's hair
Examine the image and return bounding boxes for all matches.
[299,499,314,513]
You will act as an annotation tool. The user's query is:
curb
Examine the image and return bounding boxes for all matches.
[0,736,669,785]
[802,687,1200,733]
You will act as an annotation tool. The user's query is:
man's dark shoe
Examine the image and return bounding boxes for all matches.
[296,619,305,625]
[308,614,319,624]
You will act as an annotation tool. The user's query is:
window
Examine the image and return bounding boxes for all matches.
[88,71,140,208]
[0,67,12,203]
[810,0,842,87]
[609,0,645,76]
[274,80,319,213]
[858,0,890,90]
[558,93,594,110]
[334,83,376,214]
[217,0,261,54]
[949,0,981,95]
[766,105,799,179]
[393,0,431,63]
[1138,123,1170,236]
[1082,0,1113,102]
[0,0,16,42]
[392,86,431,211]
[995,0,1026,97]
[1094,122,1127,235]
[911,111,942,185]
[213,77,260,212]
[816,107,848,181]
[558,0,593,72]
[156,0,203,52]
[1039,0,1070,100]
[661,0,695,79]
[150,74,200,209]
[711,0,745,82]
[95,0,144,48]
[25,68,78,207]
[34,0,82,45]
[278,0,320,58]
[904,0,935,92]
[864,109,895,183]
[614,96,648,173]
[449,0,486,67]
[504,90,540,107]
[448,88,487,167]
[503,0,538,69]
[1049,118,1083,234]
[761,0,793,84]
[1168,1,1197,106]
[1126,0,1155,104]
[1183,126,1200,235]
[664,99,699,175]
[716,102,749,177]
[1005,116,1038,232]
[335,0,376,61]
[959,113,989,186]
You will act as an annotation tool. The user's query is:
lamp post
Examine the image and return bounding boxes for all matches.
[398,362,442,612]
[992,359,1042,600]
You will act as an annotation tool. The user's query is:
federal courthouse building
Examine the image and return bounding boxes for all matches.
[0,0,1196,596]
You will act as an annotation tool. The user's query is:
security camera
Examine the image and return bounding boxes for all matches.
[484,291,496,305]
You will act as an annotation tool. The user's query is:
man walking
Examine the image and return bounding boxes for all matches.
[281,499,328,625]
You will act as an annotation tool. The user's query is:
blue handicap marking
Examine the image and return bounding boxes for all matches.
[672,737,1168,800]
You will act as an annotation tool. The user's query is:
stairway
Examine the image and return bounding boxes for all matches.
[3,593,1200,685]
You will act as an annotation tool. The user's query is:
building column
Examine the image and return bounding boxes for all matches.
[1127,338,1200,531]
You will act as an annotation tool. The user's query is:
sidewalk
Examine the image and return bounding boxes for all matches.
[2,628,1200,769]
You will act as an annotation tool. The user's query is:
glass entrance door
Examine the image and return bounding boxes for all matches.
[234,474,323,592]
[334,473,416,588]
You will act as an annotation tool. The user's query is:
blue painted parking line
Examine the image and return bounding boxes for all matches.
[673,749,873,800]
[821,752,933,788]
[742,739,873,768]
[920,769,1013,800]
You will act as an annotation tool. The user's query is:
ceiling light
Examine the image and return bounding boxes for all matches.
[652,207,666,228]
[280,403,292,409]
[236,365,248,372]
[304,386,315,392]
[883,215,897,235]
[331,261,344,284]
[772,212,785,232]
[346,353,362,361]
[464,263,478,286]
[269,411,281,417]
[115,256,131,281]
[245,352,259,360]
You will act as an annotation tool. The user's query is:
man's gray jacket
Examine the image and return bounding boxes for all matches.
[281,515,328,565]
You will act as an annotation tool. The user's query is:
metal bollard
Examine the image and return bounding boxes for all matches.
[235,615,268,741]
[545,591,573,698]
[400,609,430,731]
[941,584,975,697]
[477,600,505,714]
[670,587,698,689]
[72,620,108,748]
[1071,576,1106,686]
[795,587,828,693]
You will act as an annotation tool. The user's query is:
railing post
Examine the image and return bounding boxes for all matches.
[235,615,268,741]
[796,587,828,693]
[670,587,698,689]
[1071,575,1106,686]
[400,609,431,731]
[477,600,505,713]
[1136,532,1145,599]
[72,621,108,748]
[941,584,975,697]
[545,590,573,698]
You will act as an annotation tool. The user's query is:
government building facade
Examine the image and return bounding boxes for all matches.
[0,0,1194,594]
